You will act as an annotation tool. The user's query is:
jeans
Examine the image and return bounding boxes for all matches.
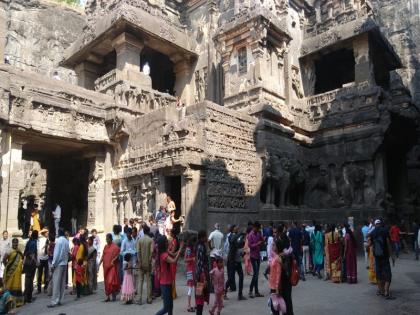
[297,255,305,279]
[234,262,244,297]
[225,261,236,292]
[249,258,260,294]
[24,266,36,302]
[37,259,49,292]
[363,242,368,267]
[155,284,173,315]
[54,218,60,234]
[302,246,310,273]
[392,241,400,258]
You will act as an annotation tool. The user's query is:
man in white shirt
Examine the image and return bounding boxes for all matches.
[52,204,61,234]
[208,223,224,266]
[0,230,11,280]
[37,229,49,293]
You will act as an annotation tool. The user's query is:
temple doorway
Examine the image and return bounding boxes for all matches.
[19,135,94,234]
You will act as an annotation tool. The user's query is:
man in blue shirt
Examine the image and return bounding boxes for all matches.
[48,228,70,308]
[288,221,305,280]
[361,221,370,268]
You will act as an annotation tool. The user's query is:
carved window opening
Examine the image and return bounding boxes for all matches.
[141,47,176,95]
[238,47,247,75]
[165,175,182,227]
[314,48,355,94]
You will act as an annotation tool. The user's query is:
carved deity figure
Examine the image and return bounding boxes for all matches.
[291,66,304,99]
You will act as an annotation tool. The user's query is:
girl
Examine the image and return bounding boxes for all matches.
[185,236,196,312]
[209,256,225,315]
[195,230,210,315]
[121,253,135,304]
[268,239,282,315]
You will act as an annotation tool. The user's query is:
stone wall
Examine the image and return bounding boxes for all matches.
[372,0,420,108]
[2,0,85,83]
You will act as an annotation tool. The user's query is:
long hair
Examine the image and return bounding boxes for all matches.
[345,224,357,248]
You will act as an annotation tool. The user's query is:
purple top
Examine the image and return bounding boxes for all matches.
[247,230,264,260]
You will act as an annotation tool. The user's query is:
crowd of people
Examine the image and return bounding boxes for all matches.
[0,195,418,314]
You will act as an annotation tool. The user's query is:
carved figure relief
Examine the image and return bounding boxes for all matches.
[291,66,304,99]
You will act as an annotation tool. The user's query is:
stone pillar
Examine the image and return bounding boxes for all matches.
[87,155,106,232]
[112,32,144,82]
[174,59,193,106]
[75,62,101,90]
[353,33,374,84]
[103,148,113,233]
[183,168,206,230]
[0,133,25,235]
[0,2,6,63]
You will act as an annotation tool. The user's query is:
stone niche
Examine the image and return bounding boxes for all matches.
[215,9,291,112]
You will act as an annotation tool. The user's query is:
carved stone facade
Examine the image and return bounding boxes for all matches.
[0,0,419,234]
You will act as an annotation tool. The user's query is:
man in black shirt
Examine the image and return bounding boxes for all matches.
[370,219,395,299]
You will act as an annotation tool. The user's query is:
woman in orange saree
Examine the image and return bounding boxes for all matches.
[99,233,121,302]
[325,225,342,283]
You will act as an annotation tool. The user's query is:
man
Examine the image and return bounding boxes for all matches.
[301,224,311,274]
[389,222,401,258]
[0,231,11,281]
[155,205,167,235]
[370,219,395,300]
[226,225,246,301]
[136,225,153,305]
[23,204,32,239]
[48,228,69,308]
[208,223,224,267]
[37,229,49,293]
[121,227,137,266]
[289,221,305,281]
[361,221,370,268]
[52,204,61,234]
[247,221,264,298]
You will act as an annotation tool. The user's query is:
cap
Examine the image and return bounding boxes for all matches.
[374,219,381,225]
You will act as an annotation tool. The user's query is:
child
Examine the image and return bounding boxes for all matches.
[75,258,85,300]
[121,253,135,304]
[209,256,225,315]
[185,236,196,312]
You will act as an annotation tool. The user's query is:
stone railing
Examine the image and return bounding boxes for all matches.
[94,69,117,92]
[305,82,381,123]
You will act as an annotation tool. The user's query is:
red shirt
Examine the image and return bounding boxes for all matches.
[390,226,400,242]
[159,253,172,285]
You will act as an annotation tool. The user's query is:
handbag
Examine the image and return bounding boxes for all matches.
[270,293,287,313]
[196,282,205,296]
[290,258,300,286]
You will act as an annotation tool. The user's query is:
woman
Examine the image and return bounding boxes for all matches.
[344,224,357,284]
[31,208,41,233]
[243,225,253,276]
[155,235,184,315]
[195,230,210,315]
[76,236,89,293]
[99,234,121,302]
[325,224,342,283]
[23,230,38,303]
[311,225,324,279]
[164,196,182,236]
[268,239,282,315]
[167,228,179,299]
[87,236,98,294]
[277,225,294,315]
[3,238,24,307]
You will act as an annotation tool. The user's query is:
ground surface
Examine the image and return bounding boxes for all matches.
[19,255,420,315]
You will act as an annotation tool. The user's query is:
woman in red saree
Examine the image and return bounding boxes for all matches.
[99,233,121,301]
[344,225,357,284]
[325,224,342,283]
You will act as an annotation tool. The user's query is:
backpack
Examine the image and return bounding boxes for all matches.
[373,231,384,257]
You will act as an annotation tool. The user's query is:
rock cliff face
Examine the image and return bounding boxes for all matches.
[372,0,420,108]
[2,0,85,83]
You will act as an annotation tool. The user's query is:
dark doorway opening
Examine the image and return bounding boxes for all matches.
[141,47,176,95]
[384,114,417,210]
[20,152,90,234]
[314,48,355,94]
[165,175,182,220]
